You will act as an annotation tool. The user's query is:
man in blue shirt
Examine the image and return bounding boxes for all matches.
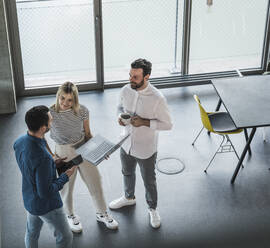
[14,105,75,248]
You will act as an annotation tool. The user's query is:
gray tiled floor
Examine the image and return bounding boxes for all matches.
[1,85,270,248]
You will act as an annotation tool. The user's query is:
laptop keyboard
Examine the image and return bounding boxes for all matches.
[86,141,114,162]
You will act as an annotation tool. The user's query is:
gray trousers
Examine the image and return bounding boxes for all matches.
[120,148,158,209]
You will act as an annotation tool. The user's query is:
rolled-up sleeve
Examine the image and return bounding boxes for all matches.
[150,97,173,131]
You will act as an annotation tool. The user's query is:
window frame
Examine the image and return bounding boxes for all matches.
[4,0,270,96]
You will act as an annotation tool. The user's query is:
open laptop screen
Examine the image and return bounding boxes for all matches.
[75,134,129,166]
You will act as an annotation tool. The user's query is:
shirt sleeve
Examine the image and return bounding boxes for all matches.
[35,157,69,199]
[149,97,173,131]
[80,105,89,120]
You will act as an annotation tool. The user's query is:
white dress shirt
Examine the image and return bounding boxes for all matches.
[118,82,173,159]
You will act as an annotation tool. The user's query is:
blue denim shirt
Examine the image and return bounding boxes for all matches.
[13,133,69,215]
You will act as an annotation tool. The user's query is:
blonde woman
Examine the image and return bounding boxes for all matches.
[49,82,118,232]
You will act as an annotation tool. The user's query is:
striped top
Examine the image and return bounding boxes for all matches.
[49,104,89,145]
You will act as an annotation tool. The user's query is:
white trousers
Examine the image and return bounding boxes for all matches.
[55,141,107,215]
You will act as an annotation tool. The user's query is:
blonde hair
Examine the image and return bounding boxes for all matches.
[53,82,80,114]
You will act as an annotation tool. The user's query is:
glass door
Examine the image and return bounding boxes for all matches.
[102,0,184,83]
[189,0,269,74]
[16,0,99,89]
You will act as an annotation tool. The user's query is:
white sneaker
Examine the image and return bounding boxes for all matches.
[149,208,161,229]
[67,214,83,233]
[96,212,119,230]
[109,196,136,209]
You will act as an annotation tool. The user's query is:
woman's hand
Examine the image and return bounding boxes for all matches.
[85,135,92,142]
[65,166,77,178]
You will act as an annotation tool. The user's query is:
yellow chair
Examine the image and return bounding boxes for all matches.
[192,95,243,172]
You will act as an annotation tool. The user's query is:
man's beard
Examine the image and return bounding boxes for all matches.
[130,79,144,89]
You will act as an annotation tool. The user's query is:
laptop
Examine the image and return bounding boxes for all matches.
[75,134,129,166]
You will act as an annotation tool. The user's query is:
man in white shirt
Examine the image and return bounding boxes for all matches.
[109,58,173,228]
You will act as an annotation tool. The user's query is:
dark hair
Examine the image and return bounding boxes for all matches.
[131,58,152,77]
[25,105,49,132]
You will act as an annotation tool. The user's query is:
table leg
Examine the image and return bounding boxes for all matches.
[231,127,256,184]
[215,98,222,111]
[244,128,252,155]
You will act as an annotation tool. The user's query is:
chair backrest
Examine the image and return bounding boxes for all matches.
[193,95,214,132]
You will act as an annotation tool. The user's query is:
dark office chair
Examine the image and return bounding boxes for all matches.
[192,95,243,172]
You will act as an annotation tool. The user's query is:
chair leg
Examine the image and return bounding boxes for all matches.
[225,135,244,168]
[263,127,267,142]
[192,126,204,146]
[204,135,225,173]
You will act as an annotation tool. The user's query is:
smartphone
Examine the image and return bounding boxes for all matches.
[65,155,83,168]
[71,154,83,166]
[57,155,83,175]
